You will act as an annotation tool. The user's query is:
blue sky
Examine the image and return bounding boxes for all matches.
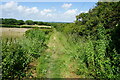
[0,1,97,22]
[18,2,96,13]
[1,0,99,2]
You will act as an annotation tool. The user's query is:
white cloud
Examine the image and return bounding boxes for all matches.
[1,1,40,16]
[62,9,78,22]
[3,1,18,8]
[46,13,52,17]
[40,9,52,15]
[80,11,88,13]
[64,9,78,15]
[62,3,72,9]
[0,1,54,20]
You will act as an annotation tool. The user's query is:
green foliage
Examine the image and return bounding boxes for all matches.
[1,24,20,28]
[2,18,18,25]
[75,2,120,36]
[64,24,119,78]
[24,29,48,58]
[52,2,120,79]
[2,38,32,79]
[20,25,34,28]
[25,20,34,25]
[1,18,54,27]
[2,29,50,79]
[36,53,51,78]
[25,29,45,41]
[17,20,25,25]
[0,18,3,24]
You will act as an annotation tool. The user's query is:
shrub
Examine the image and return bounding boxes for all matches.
[2,38,32,79]
[24,29,48,58]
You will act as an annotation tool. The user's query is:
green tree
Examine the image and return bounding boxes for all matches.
[33,21,38,25]
[37,21,44,25]
[17,20,25,25]
[25,20,34,25]
[4,18,17,25]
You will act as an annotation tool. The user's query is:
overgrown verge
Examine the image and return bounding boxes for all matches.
[2,28,52,79]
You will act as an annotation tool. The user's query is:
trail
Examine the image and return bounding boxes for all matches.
[46,29,80,78]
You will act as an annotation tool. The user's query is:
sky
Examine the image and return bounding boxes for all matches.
[0,1,97,22]
[1,0,99,2]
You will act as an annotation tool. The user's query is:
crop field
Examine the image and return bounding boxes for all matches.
[21,25,52,28]
[0,27,30,38]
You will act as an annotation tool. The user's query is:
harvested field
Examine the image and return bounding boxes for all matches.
[21,25,52,28]
[38,25,52,28]
[0,27,30,38]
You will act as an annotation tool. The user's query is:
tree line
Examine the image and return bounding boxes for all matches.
[0,18,51,26]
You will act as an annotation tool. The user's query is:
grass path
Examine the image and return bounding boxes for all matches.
[45,29,80,78]
[25,28,81,78]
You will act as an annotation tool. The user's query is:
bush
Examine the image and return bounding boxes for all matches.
[2,38,32,79]
[24,29,48,58]
[20,26,33,28]
[2,29,50,79]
